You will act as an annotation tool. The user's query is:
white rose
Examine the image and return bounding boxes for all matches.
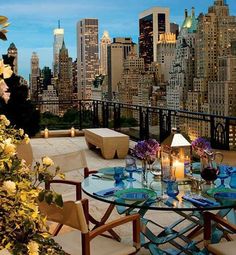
[27,241,39,255]
[3,180,16,194]
[42,156,54,166]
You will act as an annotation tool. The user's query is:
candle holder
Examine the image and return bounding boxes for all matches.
[70,127,75,137]
[161,128,191,181]
[44,128,49,138]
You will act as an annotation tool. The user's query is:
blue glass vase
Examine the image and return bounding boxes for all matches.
[229,170,236,189]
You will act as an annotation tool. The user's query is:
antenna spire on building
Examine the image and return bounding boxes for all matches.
[58,20,60,29]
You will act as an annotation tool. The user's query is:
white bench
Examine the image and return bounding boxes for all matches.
[84,128,129,159]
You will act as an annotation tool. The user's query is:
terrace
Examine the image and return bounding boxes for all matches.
[28,115,236,254]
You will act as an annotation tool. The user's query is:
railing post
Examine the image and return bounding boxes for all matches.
[92,100,99,128]
[159,109,171,143]
[102,101,109,128]
[139,106,144,140]
[79,100,82,130]
[113,103,121,130]
[139,107,149,140]
[145,107,149,139]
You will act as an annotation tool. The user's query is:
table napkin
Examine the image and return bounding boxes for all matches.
[93,187,119,197]
[182,195,219,207]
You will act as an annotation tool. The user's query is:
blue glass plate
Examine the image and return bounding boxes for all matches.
[214,191,236,200]
[206,187,234,197]
[115,188,157,201]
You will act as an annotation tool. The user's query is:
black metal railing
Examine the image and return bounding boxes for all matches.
[32,99,236,151]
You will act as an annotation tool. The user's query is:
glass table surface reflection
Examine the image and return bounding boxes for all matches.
[82,171,236,212]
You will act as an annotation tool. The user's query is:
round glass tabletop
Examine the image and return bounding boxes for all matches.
[82,169,236,211]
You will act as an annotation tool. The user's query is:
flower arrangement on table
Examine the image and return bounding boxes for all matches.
[132,138,160,162]
[191,137,211,159]
[0,118,66,255]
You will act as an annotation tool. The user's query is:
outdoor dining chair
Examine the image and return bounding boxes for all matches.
[204,211,236,255]
[39,199,141,255]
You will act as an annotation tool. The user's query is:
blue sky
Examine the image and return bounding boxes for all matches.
[0,0,235,81]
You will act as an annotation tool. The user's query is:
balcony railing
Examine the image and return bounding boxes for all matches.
[33,99,236,151]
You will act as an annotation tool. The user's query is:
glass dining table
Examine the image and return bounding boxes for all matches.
[82,167,236,255]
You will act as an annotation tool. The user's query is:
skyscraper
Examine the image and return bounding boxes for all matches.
[139,7,170,65]
[58,41,73,113]
[167,7,197,111]
[30,52,40,101]
[77,18,99,100]
[107,37,137,100]
[7,43,18,74]
[99,30,111,75]
[195,0,236,83]
[53,21,64,77]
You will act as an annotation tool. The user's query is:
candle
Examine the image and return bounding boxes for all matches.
[44,128,49,138]
[71,127,75,137]
[173,160,185,180]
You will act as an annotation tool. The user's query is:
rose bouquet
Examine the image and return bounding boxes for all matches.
[0,115,65,255]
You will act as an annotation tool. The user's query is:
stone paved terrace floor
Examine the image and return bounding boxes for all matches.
[30,136,236,254]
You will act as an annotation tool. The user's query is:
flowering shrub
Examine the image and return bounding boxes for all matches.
[0,115,65,255]
[191,137,211,158]
[132,139,160,160]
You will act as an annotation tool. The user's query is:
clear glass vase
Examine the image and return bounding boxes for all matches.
[142,160,148,187]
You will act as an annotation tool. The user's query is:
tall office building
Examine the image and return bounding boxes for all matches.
[170,22,179,39]
[77,18,99,100]
[30,52,40,101]
[7,43,18,74]
[156,33,176,83]
[195,0,236,83]
[107,37,137,100]
[53,21,64,77]
[139,7,170,65]
[58,41,73,113]
[167,7,197,111]
[99,31,111,75]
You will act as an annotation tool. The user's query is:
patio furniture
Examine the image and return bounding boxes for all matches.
[204,211,236,255]
[39,199,141,255]
[84,128,129,159]
[82,170,236,254]
[17,140,33,167]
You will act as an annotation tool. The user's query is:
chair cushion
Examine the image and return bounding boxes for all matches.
[53,230,136,255]
[208,240,236,255]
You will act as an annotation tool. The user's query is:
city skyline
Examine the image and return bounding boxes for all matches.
[0,0,235,80]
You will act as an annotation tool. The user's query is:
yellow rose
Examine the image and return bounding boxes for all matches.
[19,128,24,136]
[0,114,10,126]
[0,60,13,79]
[3,64,13,79]
[27,241,39,255]
[42,156,54,166]
[4,140,16,155]
[24,134,30,144]
[3,180,16,194]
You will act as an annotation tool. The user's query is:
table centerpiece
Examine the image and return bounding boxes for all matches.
[131,139,160,186]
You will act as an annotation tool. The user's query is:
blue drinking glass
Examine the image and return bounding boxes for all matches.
[217,164,230,188]
[114,167,124,185]
[229,167,236,189]
[166,179,179,198]
[125,156,137,182]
